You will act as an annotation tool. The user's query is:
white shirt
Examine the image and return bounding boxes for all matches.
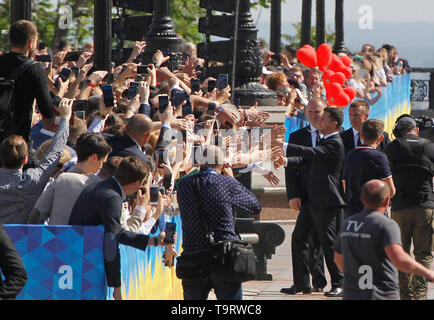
[352,127,361,147]
[322,131,340,140]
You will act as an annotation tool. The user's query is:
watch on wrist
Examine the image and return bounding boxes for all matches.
[218,106,224,113]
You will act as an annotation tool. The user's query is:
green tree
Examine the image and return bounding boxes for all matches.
[282,22,336,48]
[170,0,205,44]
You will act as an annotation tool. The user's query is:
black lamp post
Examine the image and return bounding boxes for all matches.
[301,0,312,46]
[333,0,346,53]
[144,0,183,70]
[11,0,31,24]
[316,0,325,47]
[94,0,112,72]
[270,0,281,54]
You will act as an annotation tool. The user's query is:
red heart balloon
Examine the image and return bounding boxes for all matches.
[327,83,350,107]
[340,55,352,67]
[316,43,333,71]
[340,66,353,79]
[344,87,357,102]
[329,55,345,73]
[330,72,345,86]
[297,45,318,68]
[335,91,351,107]
[322,70,335,86]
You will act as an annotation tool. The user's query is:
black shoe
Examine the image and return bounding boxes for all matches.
[324,287,343,297]
[312,287,324,293]
[281,285,312,295]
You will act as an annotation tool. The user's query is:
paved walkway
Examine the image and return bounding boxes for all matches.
[210,223,434,300]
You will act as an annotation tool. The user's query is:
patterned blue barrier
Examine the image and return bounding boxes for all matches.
[4,225,106,300]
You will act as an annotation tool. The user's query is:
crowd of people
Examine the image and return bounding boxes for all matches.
[0,19,432,301]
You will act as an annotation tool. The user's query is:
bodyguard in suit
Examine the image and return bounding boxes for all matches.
[277,107,346,297]
[340,100,390,154]
[281,98,327,295]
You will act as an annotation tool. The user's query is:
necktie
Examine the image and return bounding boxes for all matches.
[315,130,320,146]
[356,133,362,146]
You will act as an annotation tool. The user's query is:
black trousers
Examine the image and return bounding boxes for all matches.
[291,204,327,289]
[308,205,344,288]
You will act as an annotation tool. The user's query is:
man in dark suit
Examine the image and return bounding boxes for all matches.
[340,100,390,154]
[281,98,327,295]
[276,107,346,297]
[69,156,174,300]
[103,113,153,167]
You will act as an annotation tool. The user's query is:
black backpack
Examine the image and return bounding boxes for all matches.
[0,59,38,142]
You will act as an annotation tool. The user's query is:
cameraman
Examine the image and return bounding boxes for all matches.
[384,115,434,300]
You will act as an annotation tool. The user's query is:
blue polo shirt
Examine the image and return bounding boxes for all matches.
[342,146,392,217]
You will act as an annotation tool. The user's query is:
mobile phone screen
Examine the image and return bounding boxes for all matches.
[191,79,200,92]
[59,68,72,82]
[158,96,169,113]
[75,111,86,120]
[217,74,228,90]
[164,222,176,244]
[163,174,172,191]
[101,84,115,107]
[36,54,52,62]
[192,145,203,166]
[64,51,81,62]
[73,99,88,111]
[137,65,148,74]
[208,80,216,92]
[157,148,166,168]
[207,103,216,115]
[127,86,138,100]
[182,101,193,117]
[150,185,159,205]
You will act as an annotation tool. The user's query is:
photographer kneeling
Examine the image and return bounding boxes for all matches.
[176,145,262,300]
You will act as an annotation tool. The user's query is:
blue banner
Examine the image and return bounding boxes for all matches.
[5,225,106,300]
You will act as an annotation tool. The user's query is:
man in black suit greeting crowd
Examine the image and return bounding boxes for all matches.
[280,98,327,295]
[340,100,390,154]
[276,107,346,297]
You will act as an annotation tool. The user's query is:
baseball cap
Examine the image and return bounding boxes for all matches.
[395,116,417,132]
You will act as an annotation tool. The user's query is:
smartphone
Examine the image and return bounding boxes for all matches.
[129,81,140,88]
[64,51,81,62]
[59,68,72,82]
[182,100,193,117]
[36,54,52,62]
[101,84,115,107]
[208,79,216,92]
[164,222,176,244]
[170,89,188,107]
[71,66,79,76]
[157,148,166,169]
[149,185,159,206]
[127,86,138,100]
[103,73,114,83]
[192,145,203,166]
[191,78,200,92]
[158,95,169,113]
[208,103,216,115]
[217,74,229,90]
[137,65,148,75]
[73,99,88,111]
[75,110,86,120]
[54,67,72,88]
[271,54,281,66]
[163,174,172,191]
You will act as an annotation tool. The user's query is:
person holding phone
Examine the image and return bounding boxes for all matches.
[0,20,57,162]
[69,156,176,300]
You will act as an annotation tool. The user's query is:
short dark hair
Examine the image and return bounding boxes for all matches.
[361,180,389,205]
[114,156,149,186]
[349,100,369,114]
[75,133,112,162]
[324,107,344,129]
[0,135,28,169]
[361,119,384,142]
[9,20,37,48]
[284,45,297,57]
[99,156,122,179]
